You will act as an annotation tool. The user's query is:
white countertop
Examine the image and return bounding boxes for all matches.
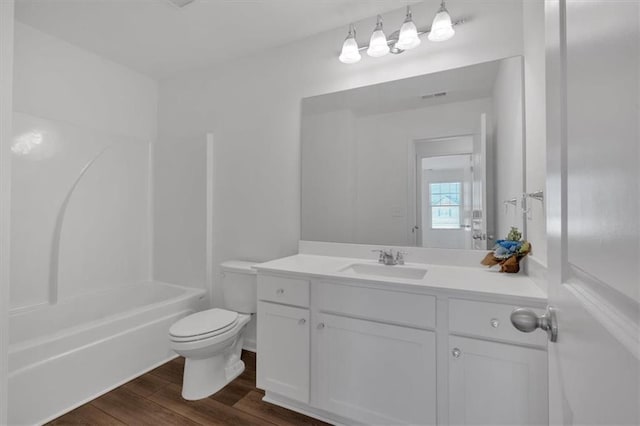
[254,254,547,304]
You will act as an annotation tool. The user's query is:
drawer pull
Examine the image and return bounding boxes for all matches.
[317,322,325,330]
[298,318,306,325]
[452,348,462,358]
[276,288,285,295]
[490,318,500,328]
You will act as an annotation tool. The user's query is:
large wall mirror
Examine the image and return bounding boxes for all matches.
[301,56,526,250]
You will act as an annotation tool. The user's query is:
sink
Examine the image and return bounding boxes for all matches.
[339,263,427,280]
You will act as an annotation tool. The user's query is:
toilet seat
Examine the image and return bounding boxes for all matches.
[169,309,239,343]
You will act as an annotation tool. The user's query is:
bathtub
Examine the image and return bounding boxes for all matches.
[8,281,206,425]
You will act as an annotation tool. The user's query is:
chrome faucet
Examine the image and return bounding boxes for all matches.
[372,249,406,266]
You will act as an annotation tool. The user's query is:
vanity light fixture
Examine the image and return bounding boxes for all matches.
[428,0,455,42]
[339,24,362,64]
[367,15,390,58]
[396,6,421,50]
[338,2,462,64]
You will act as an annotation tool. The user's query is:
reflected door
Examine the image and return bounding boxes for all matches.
[417,152,473,249]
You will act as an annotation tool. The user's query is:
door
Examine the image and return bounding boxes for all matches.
[448,336,548,425]
[471,113,489,249]
[414,136,475,249]
[420,156,473,249]
[312,313,436,425]
[256,302,310,403]
[545,1,639,424]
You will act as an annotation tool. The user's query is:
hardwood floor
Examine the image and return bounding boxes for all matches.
[47,351,329,426]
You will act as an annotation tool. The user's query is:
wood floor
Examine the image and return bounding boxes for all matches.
[47,351,329,426]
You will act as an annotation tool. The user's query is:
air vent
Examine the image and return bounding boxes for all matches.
[166,0,195,8]
[421,92,447,99]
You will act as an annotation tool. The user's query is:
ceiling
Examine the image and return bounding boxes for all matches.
[303,59,501,116]
[15,0,417,80]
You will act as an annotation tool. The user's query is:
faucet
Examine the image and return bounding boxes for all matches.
[372,249,406,266]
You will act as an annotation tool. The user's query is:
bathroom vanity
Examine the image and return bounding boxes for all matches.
[254,253,548,426]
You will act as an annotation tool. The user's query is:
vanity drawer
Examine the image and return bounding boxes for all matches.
[448,299,547,347]
[258,275,310,307]
[314,281,436,329]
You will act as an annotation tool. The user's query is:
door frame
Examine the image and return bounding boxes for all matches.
[0,1,14,423]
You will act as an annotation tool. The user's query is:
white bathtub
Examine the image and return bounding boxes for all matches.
[8,281,206,425]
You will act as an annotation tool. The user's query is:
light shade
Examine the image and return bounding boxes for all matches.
[339,25,361,64]
[396,7,421,50]
[367,15,389,57]
[428,1,455,42]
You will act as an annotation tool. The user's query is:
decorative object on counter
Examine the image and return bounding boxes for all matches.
[481,227,531,273]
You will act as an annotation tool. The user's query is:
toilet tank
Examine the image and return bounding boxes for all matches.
[221,260,257,314]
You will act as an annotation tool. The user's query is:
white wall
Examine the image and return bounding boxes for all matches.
[492,57,525,240]
[522,0,547,265]
[11,23,158,309]
[0,1,15,422]
[155,0,526,314]
[301,109,356,243]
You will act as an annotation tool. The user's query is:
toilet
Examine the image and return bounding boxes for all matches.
[169,260,257,400]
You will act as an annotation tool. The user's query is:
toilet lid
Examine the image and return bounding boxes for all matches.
[169,308,239,339]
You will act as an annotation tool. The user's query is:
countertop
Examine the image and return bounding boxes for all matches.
[254,254,547,304]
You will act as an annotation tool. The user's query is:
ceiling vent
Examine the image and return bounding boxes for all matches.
[166,0,195,9]
[421,92,448,100]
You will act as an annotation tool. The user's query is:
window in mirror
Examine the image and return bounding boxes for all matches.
[430,182,462,229]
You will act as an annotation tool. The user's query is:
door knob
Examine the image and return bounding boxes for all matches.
[510,306,558,342]
[451,348,462,358]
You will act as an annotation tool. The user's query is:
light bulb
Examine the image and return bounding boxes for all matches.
[339,24,361,64]
[396,6,421,50]
[428,1,455,42]
[367,15,389,57]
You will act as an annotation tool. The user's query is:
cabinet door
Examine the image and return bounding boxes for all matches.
[449,336,548,425]
[256,301,309,403]
[313,313,436,425]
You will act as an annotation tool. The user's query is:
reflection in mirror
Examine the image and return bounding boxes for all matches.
[301,56,525,250]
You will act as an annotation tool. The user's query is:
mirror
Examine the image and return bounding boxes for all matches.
[301,56,525,250]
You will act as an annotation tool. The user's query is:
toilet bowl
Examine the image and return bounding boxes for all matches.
[169,260,257,400]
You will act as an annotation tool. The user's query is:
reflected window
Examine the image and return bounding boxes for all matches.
[430,182,461,229]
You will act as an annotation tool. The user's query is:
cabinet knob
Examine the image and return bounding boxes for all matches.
[317,323,325,329]
[276,288,285,295]
[451,348,462,358]
[298,318,306,325]
[490,318,500,328]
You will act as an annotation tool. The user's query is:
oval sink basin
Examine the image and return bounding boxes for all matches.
[339,263,427,280]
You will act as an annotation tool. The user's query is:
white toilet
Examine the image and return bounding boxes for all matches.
[169,260,257,400]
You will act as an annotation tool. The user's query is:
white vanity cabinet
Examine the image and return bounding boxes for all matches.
[311,281,437,425]
[255,266,548,426]
[256,275,310,404]
[448,336,548,425]
[447,298,548,425]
